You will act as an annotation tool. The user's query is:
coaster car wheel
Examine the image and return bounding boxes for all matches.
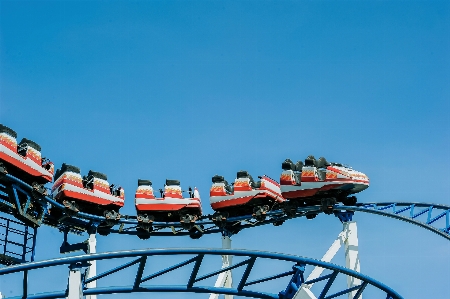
[0,161,7,175]
[282,201,298,217]
[136,227,151,240]
[31,182,47,199]
[321,198,336,215]
[252,205,270,222]
[211,211,229,228]
[342,196,357,206]
[62,200,80,216]
[104,209,121,226]
[97,225,111,236]
[180,214,198,230]
[223,221,242,235]
[137,213,154,231]
[189,225,204,239]
[306,212,317,220]
[272,220,285,226]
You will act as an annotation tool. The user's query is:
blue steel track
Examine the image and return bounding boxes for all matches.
[1,172,449,298]
[1,173,449,240]
[340,202,450,240]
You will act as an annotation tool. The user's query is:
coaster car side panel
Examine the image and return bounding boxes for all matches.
[135,182,202,233]
[0,132,54,184]
[210,175,285,211]
[51,168,125,217]
[135,184,202,213]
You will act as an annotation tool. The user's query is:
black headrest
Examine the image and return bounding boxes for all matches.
[138,179,152,186]
[54,163,80,181]
[305,155,317,166]
[282,159,295,170]
[88,170,108,181]
[166,179,180,186]
[316,157,330,168]
[19,138,41,152]
[0,124,17,138]
[295,161,304,171]
[61,163,80,174]
[237,170,250,179]
[212,175,225,183]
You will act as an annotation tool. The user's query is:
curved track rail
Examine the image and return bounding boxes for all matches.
[337,202,450,240]
[0,248,403,299]
[1,173,449,241]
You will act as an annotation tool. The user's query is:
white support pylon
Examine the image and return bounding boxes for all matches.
[294,221,361,299]
[67,264,83,299]
[85,234,97,299]
[344,221,361,299]
[209,235,233,299]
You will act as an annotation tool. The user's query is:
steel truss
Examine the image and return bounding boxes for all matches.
[336,202,450,240]
[0,215,36,265]
[0,248,403,299]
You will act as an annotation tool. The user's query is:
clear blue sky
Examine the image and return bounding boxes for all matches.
[0,0,449,298]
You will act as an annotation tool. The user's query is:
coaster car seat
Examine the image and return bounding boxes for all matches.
[212,175,225,183]
[138,179,152,186]
[17,138,41,157]
[54,163,80,181]
[316,157,330,168]
[0,124,17,138]
[166,179,180,186]
[305,155,317,167]
[237,170,257,187]
[212,175,233,193]
[282,159,295,171]
[88,170,107,180]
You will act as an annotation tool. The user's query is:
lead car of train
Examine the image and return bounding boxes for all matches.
[208,157,369,220]
[279,155,369,216]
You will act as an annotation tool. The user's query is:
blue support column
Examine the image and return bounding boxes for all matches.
[279,263,306,299]
[334,211,354,223]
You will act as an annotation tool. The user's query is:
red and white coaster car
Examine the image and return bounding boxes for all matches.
[135,179,202,224]
[0,124,54,184]
[52,163,124,217]
[280,156,369,206]
[209,171,285,220]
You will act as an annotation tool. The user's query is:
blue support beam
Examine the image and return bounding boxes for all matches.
[317,270,338,299]
[0,248,404,299]
[334,210,354,222]
[279,263,305,299]
[133,256,147,289]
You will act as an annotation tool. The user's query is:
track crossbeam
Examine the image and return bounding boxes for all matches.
[0,249,403,299]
